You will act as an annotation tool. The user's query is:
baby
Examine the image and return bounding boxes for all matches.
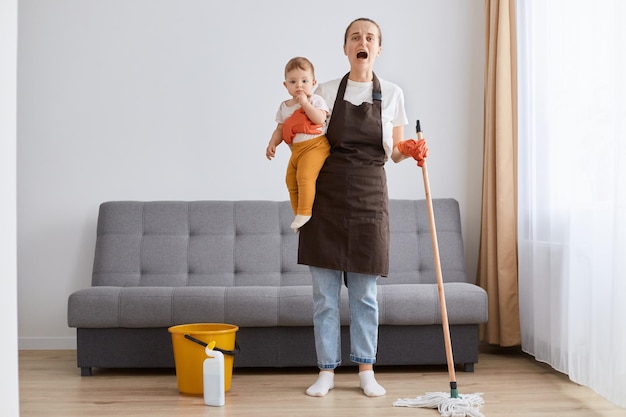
[266,57,330,232]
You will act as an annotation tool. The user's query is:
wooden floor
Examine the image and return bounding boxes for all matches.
[19,346,626,417]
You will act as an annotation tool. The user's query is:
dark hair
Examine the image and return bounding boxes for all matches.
[284,57,315,78]
[343,17,382,46]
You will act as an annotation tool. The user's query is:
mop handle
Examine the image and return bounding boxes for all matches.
[416,121,458,390]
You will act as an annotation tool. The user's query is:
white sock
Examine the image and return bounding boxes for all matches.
[359,370,386,397]
[291,214,311,232]
[306,371,334,397]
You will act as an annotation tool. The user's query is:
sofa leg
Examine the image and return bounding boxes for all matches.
[80,366,92,377]
[463,363,475,372]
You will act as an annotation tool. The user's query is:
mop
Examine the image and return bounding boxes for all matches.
[392,121,485,417]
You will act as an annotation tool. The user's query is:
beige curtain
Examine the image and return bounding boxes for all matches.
[477,0,520,347]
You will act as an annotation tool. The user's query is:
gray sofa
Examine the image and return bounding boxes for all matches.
[67,199,487,376]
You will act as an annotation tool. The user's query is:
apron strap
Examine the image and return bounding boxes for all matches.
[372,73,382,101]
[337,73,382,102]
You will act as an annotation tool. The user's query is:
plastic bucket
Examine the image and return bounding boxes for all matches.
[168,323,239,395]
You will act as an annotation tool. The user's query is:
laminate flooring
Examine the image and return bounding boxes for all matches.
[18,346,626,416]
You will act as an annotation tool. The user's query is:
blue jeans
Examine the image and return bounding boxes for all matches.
[310,266,379,369]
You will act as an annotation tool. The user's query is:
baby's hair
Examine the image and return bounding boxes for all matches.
[284,57,316,79]
[344,17,382,46]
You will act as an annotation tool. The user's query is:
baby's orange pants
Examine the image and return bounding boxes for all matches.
[285,135,330,216]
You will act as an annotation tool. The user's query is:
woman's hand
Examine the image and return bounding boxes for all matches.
[397,139,428,167]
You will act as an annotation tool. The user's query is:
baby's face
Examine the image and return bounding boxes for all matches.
[283,68,316,99]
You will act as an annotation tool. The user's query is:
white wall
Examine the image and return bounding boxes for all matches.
[2,0,21,413]
[17,0,485,349]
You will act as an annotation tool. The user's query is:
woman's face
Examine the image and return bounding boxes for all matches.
[343,20,382,71]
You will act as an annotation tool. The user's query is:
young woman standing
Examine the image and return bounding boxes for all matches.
[298,17,415,397]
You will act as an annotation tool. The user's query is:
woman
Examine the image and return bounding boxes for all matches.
[298,17,419,397]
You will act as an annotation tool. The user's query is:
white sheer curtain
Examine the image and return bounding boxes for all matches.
[517,0,626,408]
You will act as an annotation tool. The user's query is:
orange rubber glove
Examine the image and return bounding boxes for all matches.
[397,139,429,167]
[282,109,323,145]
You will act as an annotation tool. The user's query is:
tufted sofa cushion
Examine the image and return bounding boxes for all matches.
[68,199,487,330]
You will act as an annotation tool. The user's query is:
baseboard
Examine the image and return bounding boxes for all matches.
[19,336,76,350]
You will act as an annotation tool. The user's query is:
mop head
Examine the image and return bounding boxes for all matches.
[393,391,485,417]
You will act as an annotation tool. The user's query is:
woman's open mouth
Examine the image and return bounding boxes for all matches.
[357,51,368,59]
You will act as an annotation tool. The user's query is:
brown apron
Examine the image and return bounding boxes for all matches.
[298,73,390,276]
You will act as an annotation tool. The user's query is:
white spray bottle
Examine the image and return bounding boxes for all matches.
[203,342,225,407]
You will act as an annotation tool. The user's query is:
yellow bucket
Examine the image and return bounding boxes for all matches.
[168,323,239,395]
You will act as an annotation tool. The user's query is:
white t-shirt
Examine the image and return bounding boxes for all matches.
[314,77,408,159]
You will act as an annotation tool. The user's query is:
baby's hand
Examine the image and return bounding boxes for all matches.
[295,92,308,106]
[266,144,276,160]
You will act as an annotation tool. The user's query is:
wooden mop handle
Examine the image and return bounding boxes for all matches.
[416,121,457,387]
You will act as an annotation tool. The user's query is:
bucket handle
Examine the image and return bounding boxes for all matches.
[183,334,240,356]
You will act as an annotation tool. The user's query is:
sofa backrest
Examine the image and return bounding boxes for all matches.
[92,199,467,288]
